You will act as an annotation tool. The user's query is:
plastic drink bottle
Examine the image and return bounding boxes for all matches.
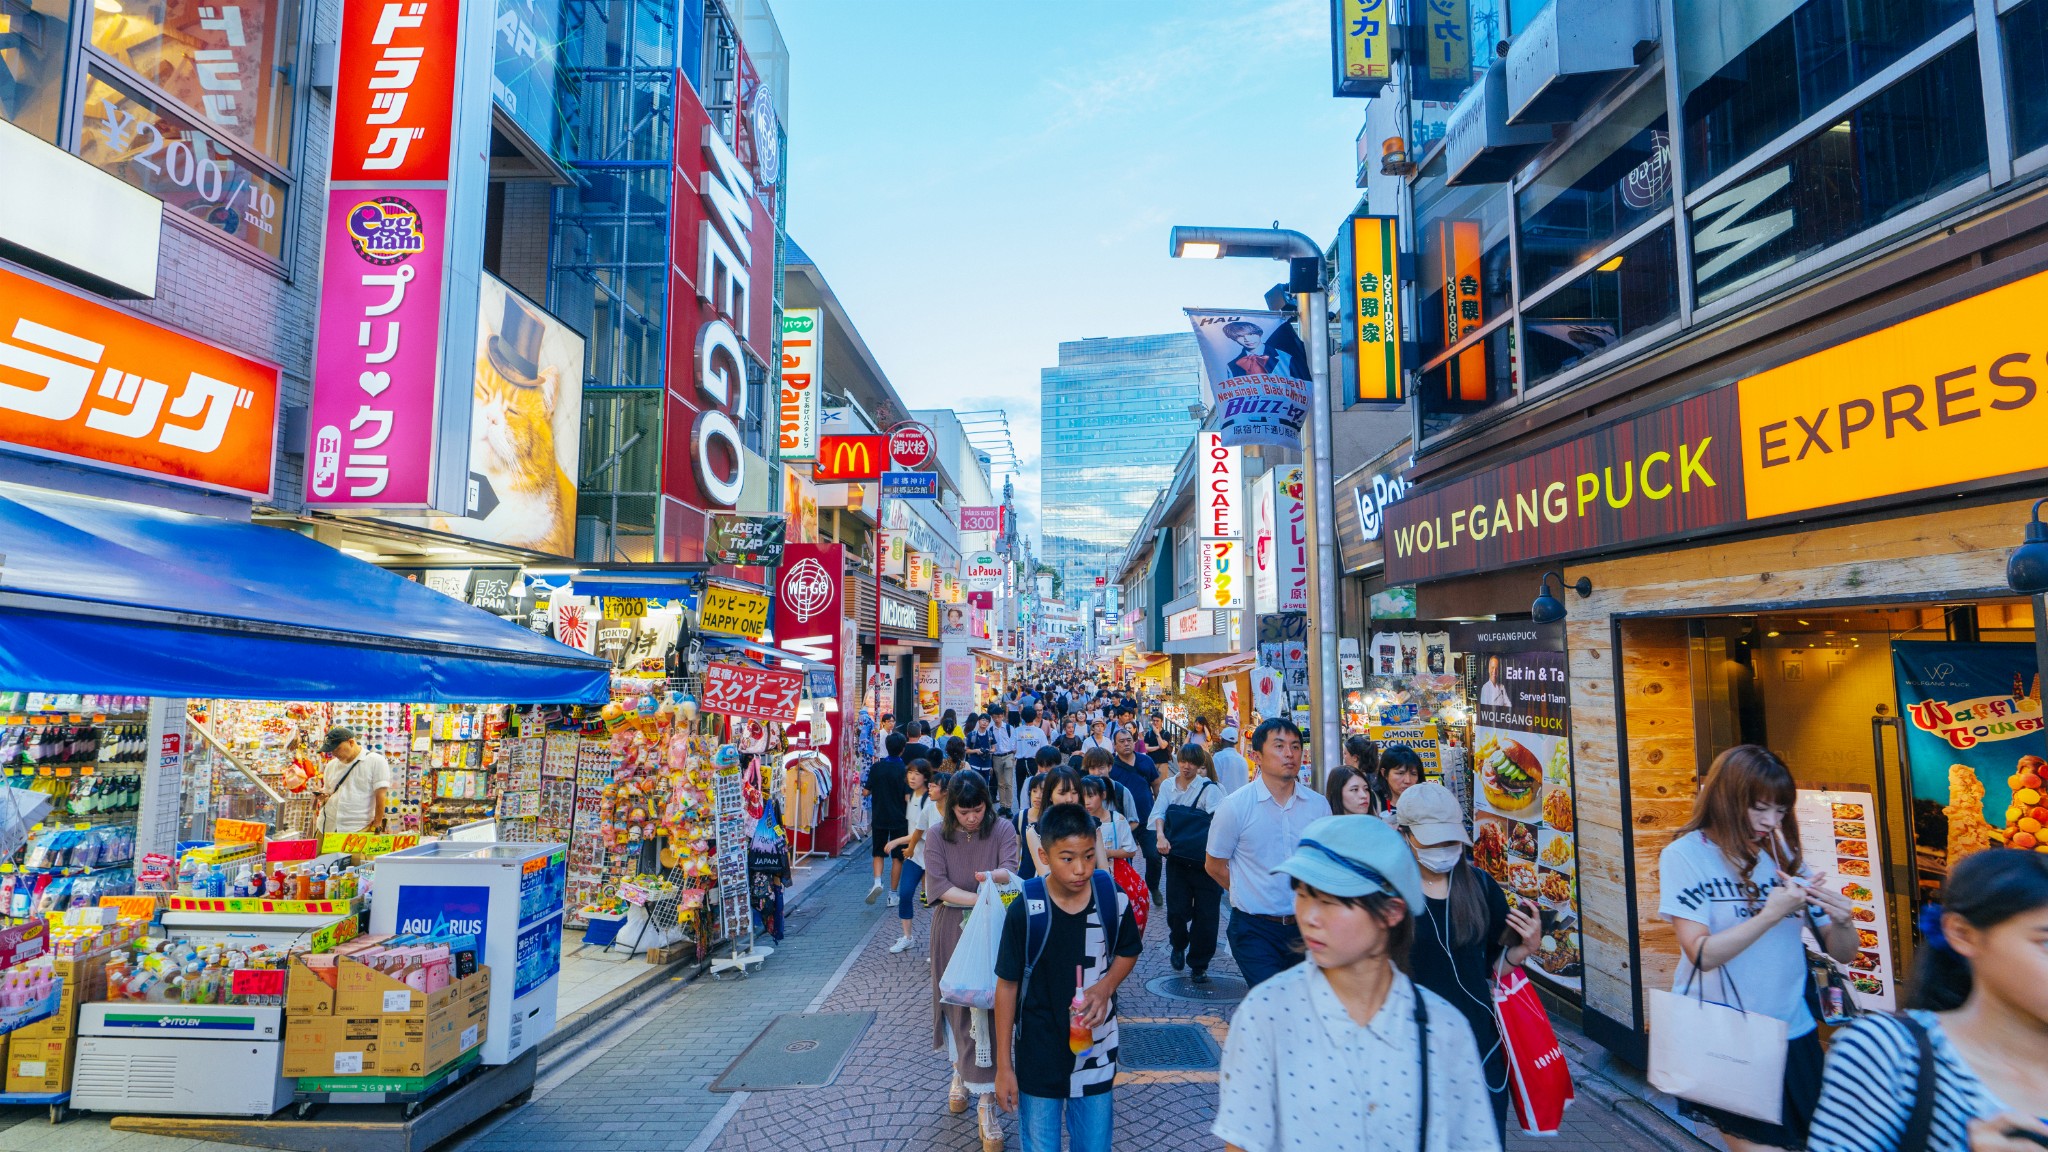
[1068,965,1091,1056]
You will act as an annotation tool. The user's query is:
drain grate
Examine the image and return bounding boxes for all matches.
[1144,974,1249,1004]
[710,1011,874,1091]
[1117,1023,1220,1071]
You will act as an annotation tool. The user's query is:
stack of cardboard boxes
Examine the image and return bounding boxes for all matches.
[282,951,489,1082]
[3,952,110,1095]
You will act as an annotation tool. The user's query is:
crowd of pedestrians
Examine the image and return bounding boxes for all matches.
[852,672,2048,1152]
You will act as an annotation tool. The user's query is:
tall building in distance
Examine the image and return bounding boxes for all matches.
[1039,333,1205,591]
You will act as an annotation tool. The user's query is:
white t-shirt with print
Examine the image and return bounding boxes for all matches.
[1657,828,1816,1037]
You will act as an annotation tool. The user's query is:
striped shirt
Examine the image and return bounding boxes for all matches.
[1808,1012,2009,1152]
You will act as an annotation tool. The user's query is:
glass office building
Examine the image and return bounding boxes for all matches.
[1039,333,1204,591]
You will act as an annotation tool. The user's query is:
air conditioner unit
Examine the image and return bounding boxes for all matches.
[1506,0,1656,124]
[1444,67,1553,186]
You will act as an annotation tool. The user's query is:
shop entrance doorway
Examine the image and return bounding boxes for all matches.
[1620,598,2041,1018]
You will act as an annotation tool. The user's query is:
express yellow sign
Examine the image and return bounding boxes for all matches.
[1740,269,2048,519]
[700,585,770,638]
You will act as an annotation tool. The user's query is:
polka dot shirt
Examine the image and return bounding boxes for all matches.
[1214,962,1500,1152]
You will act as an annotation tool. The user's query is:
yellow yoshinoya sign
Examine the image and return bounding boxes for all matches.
[1740,268,2048,519]
[700,585,771,638]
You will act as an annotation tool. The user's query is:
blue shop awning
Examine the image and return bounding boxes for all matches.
[0,486,611,703]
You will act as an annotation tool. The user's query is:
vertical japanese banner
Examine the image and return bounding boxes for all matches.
[1332,0,1394,95]
[1252,469,1279,614]
[1348,215,1403,402]
[780,308,820,460]
[1276,466,1310,611]
[305,0,494,509]
[1468,624,1582,999]
[774,543,848,850]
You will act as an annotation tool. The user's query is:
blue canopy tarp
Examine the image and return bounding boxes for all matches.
[0,486,610,702]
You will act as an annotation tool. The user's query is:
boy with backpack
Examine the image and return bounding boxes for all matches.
[992,803,1143,1152]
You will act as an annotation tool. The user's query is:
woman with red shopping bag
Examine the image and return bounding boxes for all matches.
[1395,783,1544,1141]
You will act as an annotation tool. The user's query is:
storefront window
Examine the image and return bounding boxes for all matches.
[1517,83,1671,296]
[1419,323,1515,440]
[90,0,299,166]
[76,68,289,259]
[1524,223,1678,385]
[1676,0,1971,186]
[2006,0,2048,158]
[1414,173,1512,365]
[1688,40,1987,304]
[0,0,70,142]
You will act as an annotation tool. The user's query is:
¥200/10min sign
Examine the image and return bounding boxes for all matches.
[702,661,803,722]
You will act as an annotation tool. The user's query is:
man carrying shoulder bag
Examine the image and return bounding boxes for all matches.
[1151,744,1224,983]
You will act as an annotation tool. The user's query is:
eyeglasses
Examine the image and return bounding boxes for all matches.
[1296,839,1398,900]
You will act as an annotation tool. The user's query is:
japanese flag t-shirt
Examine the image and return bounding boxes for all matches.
[1657,829,1817,1037]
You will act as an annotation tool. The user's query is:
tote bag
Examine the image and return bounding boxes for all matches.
[1495,966,1575,1134]
[1647,950,1788,1123]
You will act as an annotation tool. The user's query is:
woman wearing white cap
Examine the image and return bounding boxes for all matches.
[1394,782,1541,1141]
[1214,814,1500,1152]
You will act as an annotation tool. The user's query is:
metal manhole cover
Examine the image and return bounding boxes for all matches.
[1145,974,1249,1003]
[710,1011,874,1091]
[1118,1023,1220,1071]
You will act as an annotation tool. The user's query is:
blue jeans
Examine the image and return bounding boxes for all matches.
[896,859,925,922]
[1018,1091,1112,1152]
[1226,909,1304,989]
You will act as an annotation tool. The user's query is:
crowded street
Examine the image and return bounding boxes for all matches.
[2,0,2048,1149]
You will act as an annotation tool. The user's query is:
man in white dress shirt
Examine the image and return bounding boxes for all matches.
[1204,718,1331,988]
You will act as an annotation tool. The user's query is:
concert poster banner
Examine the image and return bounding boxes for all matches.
[1466,622,1582,997]
[1184,308,1312,450]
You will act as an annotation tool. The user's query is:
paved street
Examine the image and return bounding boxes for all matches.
[0,848,1699,1152]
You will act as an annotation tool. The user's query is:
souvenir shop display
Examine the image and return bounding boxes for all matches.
[495,737,544,838]
[0,696,148,925]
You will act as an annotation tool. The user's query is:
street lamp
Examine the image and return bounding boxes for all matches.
[1169,224,1343,775]
[2005,498,2048,702]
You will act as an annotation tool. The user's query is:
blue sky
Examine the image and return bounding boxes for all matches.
[773,0,1368,547]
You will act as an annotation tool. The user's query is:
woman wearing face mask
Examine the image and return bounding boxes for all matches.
[1807,849,2048,1152]
[1659,745,1859,1152]
[1394,782,1539,1139]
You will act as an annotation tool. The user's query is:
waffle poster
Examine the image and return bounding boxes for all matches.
[1891,641,2046,867]
[1467,624,1581,996]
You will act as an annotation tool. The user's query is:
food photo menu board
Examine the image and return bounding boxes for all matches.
[1794,787,1898,1012]
[1466,624,1582,997]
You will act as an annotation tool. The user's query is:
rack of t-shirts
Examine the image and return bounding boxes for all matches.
[778,749,831,870]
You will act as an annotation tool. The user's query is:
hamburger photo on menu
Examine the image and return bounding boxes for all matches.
[1478,734,1543,816]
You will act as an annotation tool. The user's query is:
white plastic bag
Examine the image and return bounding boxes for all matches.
[939,876,1019,1010]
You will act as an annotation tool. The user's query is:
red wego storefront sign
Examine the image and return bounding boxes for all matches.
[658,58,781,562]
[774,542,851,848]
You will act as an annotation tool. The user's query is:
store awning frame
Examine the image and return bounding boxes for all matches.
[0,485,612,703]
[1182,652,1256,684]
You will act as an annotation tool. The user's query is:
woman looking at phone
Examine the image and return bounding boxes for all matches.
[1659,745,1859,1152]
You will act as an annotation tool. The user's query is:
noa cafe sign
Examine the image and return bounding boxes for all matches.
[1201,431,1242,539]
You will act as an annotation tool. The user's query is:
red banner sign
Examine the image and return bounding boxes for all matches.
[812,435,885,481]
[702,661,803,722]
[888,422,934,468]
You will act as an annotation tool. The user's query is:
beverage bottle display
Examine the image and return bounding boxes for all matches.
[1068,965,1091,1056]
